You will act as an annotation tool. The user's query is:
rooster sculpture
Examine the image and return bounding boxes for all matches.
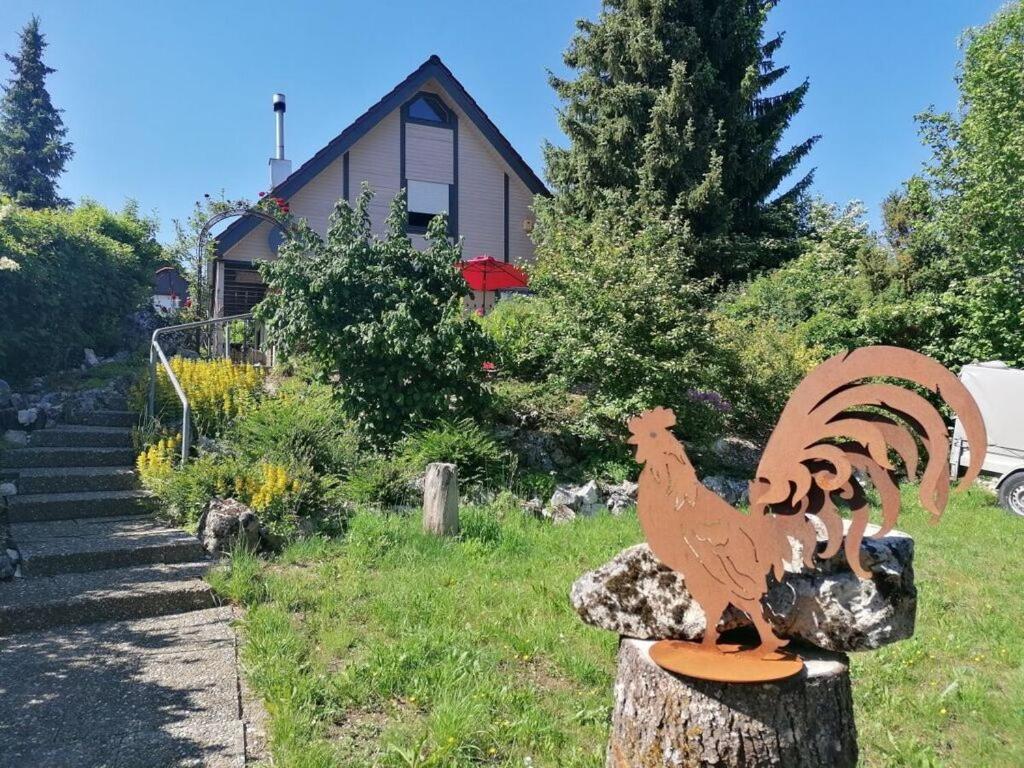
[628,346,987,656]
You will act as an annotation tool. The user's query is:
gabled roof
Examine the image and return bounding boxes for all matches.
[215,55,549,256]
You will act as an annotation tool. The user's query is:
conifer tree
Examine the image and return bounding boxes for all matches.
[546,0,816,281]
[0,16,73,208]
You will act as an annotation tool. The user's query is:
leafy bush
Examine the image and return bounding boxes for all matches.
[153,357,263,438]
[257,187,494,444]
[229,379,361,476]
[341,455,414,507]
[527,200,731,443]
[478,295,557,378]
[0,200,161,379]
[396,418,510,489]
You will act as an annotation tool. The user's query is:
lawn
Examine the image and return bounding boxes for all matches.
[210,486,1024,768]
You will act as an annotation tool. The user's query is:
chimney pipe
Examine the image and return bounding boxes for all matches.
[269,93,292,187]
[272,93,286,160]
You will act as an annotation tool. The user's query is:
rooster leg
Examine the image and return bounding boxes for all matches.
[744,602,788,655]
[699,599,727,651]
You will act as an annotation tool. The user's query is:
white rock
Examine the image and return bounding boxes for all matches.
[84,348,100,367]
[3,429,28,446]
[548,480,605,518]
[701,475,749,506]
[16,408,37,427]
[0,482,16,497]
[571,526,917,652]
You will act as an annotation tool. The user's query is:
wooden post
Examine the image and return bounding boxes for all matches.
[607,639,857,768]
[423,462,459,536]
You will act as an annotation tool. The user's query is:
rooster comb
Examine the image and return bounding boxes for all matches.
[628,407,677,436]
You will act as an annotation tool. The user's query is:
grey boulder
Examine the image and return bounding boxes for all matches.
[549,480,604,517]
[700,475,749,506]
[571,524,916,652]
[197,498,268,554]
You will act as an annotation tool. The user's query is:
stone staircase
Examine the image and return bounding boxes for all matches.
[0,395,264,765]
[0,399,217,634]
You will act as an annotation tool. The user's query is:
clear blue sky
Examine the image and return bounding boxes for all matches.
[0,0,1008,242]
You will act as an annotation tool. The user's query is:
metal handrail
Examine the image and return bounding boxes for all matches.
[146,313,255,464]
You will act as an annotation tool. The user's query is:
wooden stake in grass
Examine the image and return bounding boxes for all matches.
[423,462,459,536]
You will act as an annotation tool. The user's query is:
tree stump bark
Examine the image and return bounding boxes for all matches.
[607,639,857,768]
[423,462,459,536]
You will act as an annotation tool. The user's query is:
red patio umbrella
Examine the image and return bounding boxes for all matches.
[458,255,529,313]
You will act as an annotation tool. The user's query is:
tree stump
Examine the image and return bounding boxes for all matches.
[423,462,459,536]
[607,639,857,768]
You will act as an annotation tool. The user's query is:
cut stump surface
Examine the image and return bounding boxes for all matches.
[607,638,857,768]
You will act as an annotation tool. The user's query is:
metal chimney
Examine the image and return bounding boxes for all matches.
[269,93,292,187]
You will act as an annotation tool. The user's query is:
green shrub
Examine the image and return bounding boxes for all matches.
[230,380,361,476]
[478,295,557,377]
[341,455,414,507]
[526,200,731,443]
[257,187,494,444]
[396,418,510,489]
[0,200,161,380]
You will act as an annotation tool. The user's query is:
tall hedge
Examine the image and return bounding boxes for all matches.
[0,200,160,379]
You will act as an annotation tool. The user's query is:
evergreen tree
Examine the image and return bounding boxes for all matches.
[546,0,816,281]
[0,16,73,208]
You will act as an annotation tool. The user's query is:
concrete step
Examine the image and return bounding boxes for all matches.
[0,561,216,635]
[0,445,136,469]
[65,409,137,428]
[6,489,156,522]
[0,609,252,766]
[27,425,133,448]
[8,466,139,494]
[13,516,206,576]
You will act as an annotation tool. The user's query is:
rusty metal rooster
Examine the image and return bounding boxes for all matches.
[628,346,987,670]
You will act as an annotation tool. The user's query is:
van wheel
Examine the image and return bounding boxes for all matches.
[998,473,1024,517]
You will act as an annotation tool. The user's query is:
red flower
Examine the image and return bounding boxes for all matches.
[183,298,192,308]
[258,191,266,198]
[482,361,496,372]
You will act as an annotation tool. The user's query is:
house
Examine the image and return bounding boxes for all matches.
[152,265,189,313]
[211,55,549,316]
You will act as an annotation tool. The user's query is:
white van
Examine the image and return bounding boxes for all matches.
[950,361,1024,516]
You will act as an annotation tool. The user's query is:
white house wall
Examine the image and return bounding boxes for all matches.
[219,80,538,284]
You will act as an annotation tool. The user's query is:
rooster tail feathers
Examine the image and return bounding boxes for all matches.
[752,346,986,578]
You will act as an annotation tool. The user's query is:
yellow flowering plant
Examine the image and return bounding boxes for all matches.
[135,433,181,492]
[153,357,264,438]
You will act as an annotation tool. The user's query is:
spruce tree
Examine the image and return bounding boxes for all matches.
[0,16,73,208]
[546,0,816,281]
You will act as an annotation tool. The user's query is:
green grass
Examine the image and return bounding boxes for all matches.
[210,486,1024,767]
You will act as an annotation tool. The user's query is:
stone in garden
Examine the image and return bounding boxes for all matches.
[545,504,576,525]
[2,430,28,447]
[700,475,749,506]
[0,482,17,497]
[0,546,20,580]
[602,480,637,515]
[711,435,762,473]
[571,524,916,652]
[83,348,100,367]
[522,497,544,518]
[16,408,38,427]
[548,480,604,517]
[198,497,265,554]
[0,379,9,408]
